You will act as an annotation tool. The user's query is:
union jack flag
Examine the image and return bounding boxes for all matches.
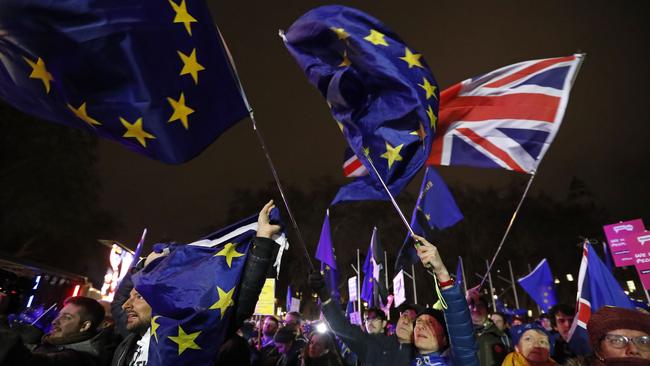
[427,54,584,174]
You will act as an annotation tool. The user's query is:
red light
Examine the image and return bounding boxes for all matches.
[72,285,80,297]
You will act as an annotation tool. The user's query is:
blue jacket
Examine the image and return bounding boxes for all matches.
[412,282,479,366]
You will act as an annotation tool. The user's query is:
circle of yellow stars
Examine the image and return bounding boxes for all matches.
[325,25,438,170]
[21,0,206,149]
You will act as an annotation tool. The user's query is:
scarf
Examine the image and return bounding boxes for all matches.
[502,351,558,366]
[411,352,449,366]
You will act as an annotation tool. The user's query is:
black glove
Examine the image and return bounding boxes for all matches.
[308,271,330,301]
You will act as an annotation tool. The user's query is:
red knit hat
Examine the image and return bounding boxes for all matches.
[587,306,650,350]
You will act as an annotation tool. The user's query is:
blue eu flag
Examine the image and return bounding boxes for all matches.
[0,0,249,164]
[361,227,387,307]
[316,209,340,302]
[132,211,274,365]
[283,5,438,204]
[395,167,463,270]
[517,259,558,312]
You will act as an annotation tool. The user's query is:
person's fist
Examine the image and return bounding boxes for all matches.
[308,271,329,301]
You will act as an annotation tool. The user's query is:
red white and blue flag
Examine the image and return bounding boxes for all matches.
[427,54,584,174]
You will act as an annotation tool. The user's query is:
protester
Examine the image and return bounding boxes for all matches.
[587,306,650,365]
[549,304,579,364]
[363,308,387,335]
[467,288,510,365]
[260,316,281,350]
[285,312,304,335]
[309,270,416,366]
[502,323,557,366]
[492,312,509,332]
[300,331,345,366]
[538,314,553,332]
[275,326,304,366]
[411,234,479,366]
[111,200,282,366]
[0,296,114,366]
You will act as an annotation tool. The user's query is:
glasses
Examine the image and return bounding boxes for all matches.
[604,334,650,350]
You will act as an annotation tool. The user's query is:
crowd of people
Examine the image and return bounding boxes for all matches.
[1,203,649,366]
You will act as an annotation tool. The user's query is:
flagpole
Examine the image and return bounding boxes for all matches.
[479,173,536,289]
[411,264,418,305]
[508,260,520,309]
[357,249,362,319]
[486,260,497,311]
[216,26,314,271]
[384,250,390,320]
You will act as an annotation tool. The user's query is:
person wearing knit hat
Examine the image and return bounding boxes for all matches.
[587,306,650,365]
[502,323,558,366]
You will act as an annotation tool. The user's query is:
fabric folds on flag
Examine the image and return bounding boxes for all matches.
[428,54,583,174]
[395,167,463,270]
[0,0,249,164]
[517,259,558,313]
[283,5,438,204]
[132,210,280,365]
[315,210,340,302]
[361,227,387,307]
[567,242,634,355]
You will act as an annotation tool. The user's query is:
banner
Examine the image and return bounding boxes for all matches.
[603,219,646,267]
[348,276,358,302]
[624,230,650,289]
[289,297,301,312]
[393,270,406,307]
[254,278,276,315]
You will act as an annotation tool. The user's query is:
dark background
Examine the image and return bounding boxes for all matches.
[1,0,648,314]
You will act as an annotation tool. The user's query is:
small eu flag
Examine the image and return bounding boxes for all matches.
[315,209,340,302]
[361,227,387,307]
[517,259,558,312]
[132,211,278,365]
[0,0,249,164]
[283,5,438,204]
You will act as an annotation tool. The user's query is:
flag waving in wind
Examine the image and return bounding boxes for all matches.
[428,54,584,174]
[132,209,284,365]
[568,242,634,354]
[283,5,438,204]
[361,227,387,307]
[517,259,558,312]
[0,0,249,164]
[315,210,340,302]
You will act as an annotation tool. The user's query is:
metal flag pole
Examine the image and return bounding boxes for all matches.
[216,26,314,270]
[357,249,362,318]
[479,173,536,289]
[384,250,390,320]
[411,264,418,305]
[486,260,497,311]
[508,260,521,309]
[31,303,56,326]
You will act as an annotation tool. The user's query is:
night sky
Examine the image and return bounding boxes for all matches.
[93,0,649,252]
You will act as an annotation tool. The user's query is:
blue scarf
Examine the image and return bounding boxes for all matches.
[411,352,449,366]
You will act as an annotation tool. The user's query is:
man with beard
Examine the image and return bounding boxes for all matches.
[309,271,416,366]
[110,200,283,366]
[467,289,510,365]
[0,296,111,365]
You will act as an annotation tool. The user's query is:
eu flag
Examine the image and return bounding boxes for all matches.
[361,227,387,307]
[283,5,438,204]
[315,210,340,302]
[0,0,248,164]
[132,212,274,365]
[395,167,463,269]
[517,259,558,312]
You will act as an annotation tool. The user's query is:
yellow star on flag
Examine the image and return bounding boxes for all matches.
[167,93,195,129]
[380,142,404,169]
[425,213,431,221]
[363,147,371,156]
[168,0,197,36]
[330,27,350,40]
[178,49,205,85]
[67,102,101,127]
[151,316,161,343]
[426,105,437,130]
[419,78,437,100]
[23,57,54,93]
[399,48,424,69]
[364,29,388,46]
[168,326,201,355]
[120,117,156,147]
[209,286,235,318]
[339,50,351,67]
[409,123,427,142]
[214,243,244,268]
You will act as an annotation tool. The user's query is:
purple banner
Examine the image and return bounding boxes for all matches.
[623,230,650,289]
[603,219,646,267]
